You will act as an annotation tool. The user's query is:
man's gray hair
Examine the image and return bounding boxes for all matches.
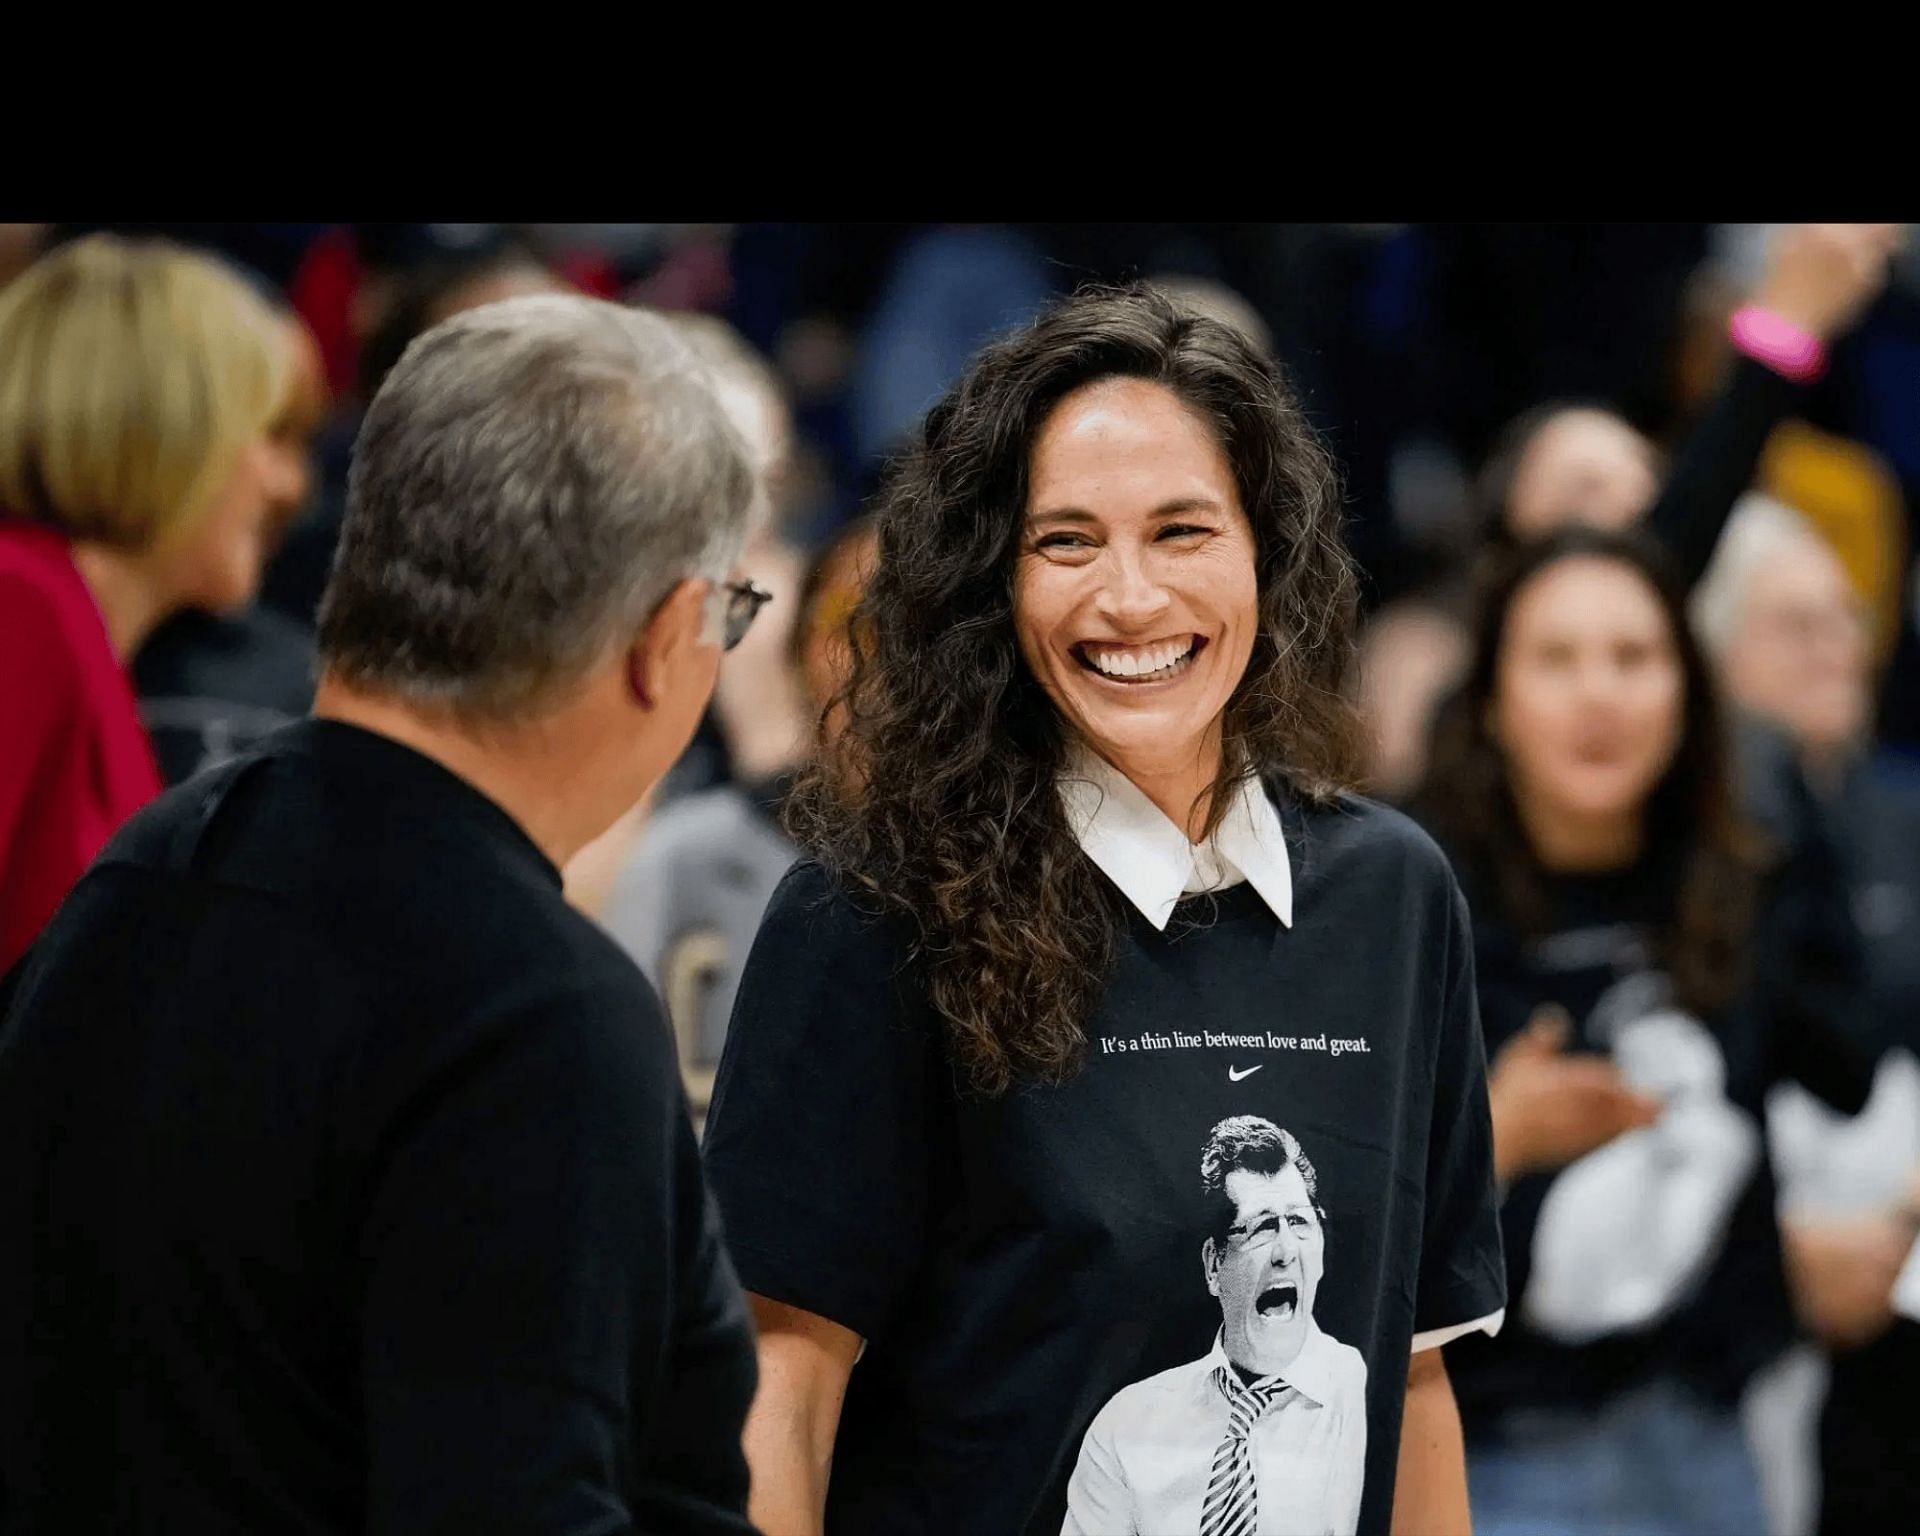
[317,293,754,717]
[1689,492,1824,665]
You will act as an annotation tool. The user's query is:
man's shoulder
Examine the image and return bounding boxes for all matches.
[96,747,664,1034]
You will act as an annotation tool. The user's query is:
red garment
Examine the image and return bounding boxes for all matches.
[287,227,364,399]
[0,522,163,975]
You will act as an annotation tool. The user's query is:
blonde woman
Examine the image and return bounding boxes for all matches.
[0,235,298,973]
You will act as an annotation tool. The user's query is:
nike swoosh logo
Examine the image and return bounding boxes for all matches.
[1228,1064,1264,1082]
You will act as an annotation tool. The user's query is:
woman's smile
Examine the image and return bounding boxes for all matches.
[1072,633,1207,684]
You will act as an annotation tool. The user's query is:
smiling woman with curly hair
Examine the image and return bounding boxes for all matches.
[704,284,1508,1536]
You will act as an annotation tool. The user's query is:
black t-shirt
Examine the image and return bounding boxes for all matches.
[1437,852,1875,1434]
[0,719,757,1534]
[703,788,1506,1536]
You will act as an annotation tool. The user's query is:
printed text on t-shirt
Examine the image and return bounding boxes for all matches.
[1099,1029,1372,1057]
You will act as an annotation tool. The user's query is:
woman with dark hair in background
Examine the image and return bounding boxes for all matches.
[1415,526,1876,1536]
[1351,224,1901,812]
[703,285,1507,1535]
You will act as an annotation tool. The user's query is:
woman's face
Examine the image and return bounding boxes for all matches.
[1506,410,1661,538]
[164,434,306,615]
[1493,556,1685,831]
[1014,377,1259,781]
[260,314,329,541]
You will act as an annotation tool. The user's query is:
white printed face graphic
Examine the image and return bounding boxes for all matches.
[1204,1163,1325,1377]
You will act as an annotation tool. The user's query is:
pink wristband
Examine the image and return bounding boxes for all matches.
[1729,305,1828,384]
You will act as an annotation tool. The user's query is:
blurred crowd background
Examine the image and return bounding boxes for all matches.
[3,219,1919,1533]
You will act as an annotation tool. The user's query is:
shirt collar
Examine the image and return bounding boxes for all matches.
[1203,1323,1338,1410]
[1058,746,1293,933]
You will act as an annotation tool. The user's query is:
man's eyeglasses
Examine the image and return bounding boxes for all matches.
[710,578,774,652]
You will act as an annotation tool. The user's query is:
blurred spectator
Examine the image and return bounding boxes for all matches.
[1140,272,1275,355]
[602,515,876,1117]
[1415,526,1875,1536]
[45,222,331,293]
[1695,495,1920,1533]
[1679,240,1910,668]
[1356,599,1470,802]
[642,311,804,805]
[1472,226,1904,591]
[0,223,47,290]
[260,240,570,628]
[848,225,1054,483]
[134,306,331,784]
[0,235,296,973]
[1694,497,1878,796]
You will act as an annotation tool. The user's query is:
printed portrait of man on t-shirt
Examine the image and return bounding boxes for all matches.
[1064,1115,1368,1536]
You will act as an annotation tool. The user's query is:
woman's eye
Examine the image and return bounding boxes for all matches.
[1158,523,1209,541]
[1035,532,1092,551]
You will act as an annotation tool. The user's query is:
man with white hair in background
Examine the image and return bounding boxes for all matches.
[1694,492,1920,1536]
[0,295,769,1532]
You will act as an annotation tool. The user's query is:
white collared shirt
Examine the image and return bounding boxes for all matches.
[1063,1324,1369,1536]
[1057,748,1293,932]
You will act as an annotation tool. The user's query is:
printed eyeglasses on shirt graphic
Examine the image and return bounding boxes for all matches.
[1227,1207,1318,1257]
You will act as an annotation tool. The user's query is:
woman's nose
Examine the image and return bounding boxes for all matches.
[1095,547,1172,628]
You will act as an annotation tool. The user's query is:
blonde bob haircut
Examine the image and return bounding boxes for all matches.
[0,233,293,551]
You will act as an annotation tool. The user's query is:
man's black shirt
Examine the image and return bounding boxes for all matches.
[0,719,757,1533]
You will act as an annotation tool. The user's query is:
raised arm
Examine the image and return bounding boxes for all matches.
[1650,223,1903,589]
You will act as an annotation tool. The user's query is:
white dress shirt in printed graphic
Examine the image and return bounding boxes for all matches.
[1063,1325,1369,1536]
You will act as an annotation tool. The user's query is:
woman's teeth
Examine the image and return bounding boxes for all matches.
[1083,638,1197,681]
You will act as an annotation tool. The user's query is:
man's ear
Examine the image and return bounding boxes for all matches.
[628,577,710,710]
[1202,1238,1221,1299]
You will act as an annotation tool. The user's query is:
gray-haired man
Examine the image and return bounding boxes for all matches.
[0,296,769,1532]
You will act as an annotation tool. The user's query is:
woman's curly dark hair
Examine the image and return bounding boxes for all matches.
[785,284,1363,1096]
[1416,525,1762,1016]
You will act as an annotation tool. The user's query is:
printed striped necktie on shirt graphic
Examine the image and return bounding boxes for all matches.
[1200,1366,1289,1536]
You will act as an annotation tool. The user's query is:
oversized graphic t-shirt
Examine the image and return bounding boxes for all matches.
[703,770,1507,1536]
